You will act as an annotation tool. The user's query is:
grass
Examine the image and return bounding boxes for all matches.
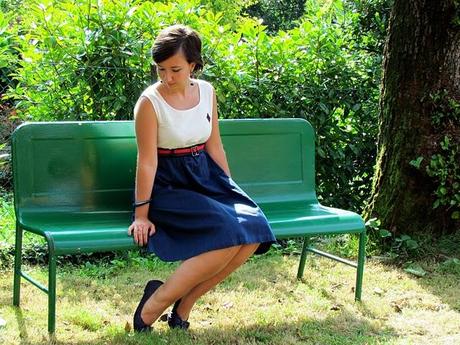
[0,251,459,345]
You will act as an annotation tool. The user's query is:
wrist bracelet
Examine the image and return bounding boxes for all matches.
[133,199,152,208]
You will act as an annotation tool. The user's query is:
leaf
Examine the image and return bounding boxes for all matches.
[451,211,460,219]
[443,258,460,266]
[405,239,419,250]
[399,235,411,241]
[391,302,402,313]
[379,229,392,238]
[373,287,384,296]
[409,156,423,169]
[330,304,342,310]
[365,218,380,228]
[222,301,234,309]
[319,102,329,115]
[124,321,131,333]
[404,264,426,277]
[317,147,326,158]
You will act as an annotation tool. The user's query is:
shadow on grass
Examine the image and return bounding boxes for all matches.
[409,264,460,312]
[370,229,460,313]
[13,310,396,345]
[12,253,394,345]
[13,307,30,343]
[416,231,460,312]
[56,253,302,303]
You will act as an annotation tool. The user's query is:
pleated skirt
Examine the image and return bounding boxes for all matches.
[144,151,276,261]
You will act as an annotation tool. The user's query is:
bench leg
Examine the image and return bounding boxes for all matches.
[355,231,366,301]
[48,253,57,334]
[13,223,23,306]
[297,237,310,279]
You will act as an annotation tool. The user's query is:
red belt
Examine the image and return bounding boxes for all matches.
[157,144,205,156]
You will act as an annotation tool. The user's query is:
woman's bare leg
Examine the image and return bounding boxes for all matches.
[175,243,259,321]
[140,245,242,325]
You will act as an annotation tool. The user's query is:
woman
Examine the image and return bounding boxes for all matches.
[127,24,276,332]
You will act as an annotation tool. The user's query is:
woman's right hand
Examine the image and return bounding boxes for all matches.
[128,217,156,246]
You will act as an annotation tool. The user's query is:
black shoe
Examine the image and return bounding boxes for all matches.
[168,299,190,330]
[133,280,163,332]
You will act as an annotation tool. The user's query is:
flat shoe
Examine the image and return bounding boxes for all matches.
[133,279,163,332]
[168,299,190,330]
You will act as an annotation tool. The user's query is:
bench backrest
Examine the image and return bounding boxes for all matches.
[12,119,317,216]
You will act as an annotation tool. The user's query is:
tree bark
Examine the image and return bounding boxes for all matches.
[364,0,460,234]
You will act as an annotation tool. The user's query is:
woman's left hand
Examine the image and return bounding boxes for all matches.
[128,217,156,246]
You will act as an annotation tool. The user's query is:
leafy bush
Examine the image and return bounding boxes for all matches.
[5,0,381,212]
[409,91,460,221]
[344,0,393,55]
[244,0,306,33]
[204,1,379,210]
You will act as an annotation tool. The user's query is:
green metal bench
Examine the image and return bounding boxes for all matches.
[12,118,365,334]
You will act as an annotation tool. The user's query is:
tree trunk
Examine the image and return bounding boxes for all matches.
[364,0,460,235]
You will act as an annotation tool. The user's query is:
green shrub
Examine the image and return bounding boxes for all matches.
[244,0,306,33]
[5,0,381,212]
[204,1,379,211]
[409,91,460,221]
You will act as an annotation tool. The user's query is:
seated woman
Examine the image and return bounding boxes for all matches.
[128,24,275,332]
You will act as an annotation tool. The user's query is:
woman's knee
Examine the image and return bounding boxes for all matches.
[227,243,259,268]
[196,244,240,262]
[170,245,242,286]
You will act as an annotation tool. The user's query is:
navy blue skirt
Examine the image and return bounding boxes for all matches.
[143,151,276,262]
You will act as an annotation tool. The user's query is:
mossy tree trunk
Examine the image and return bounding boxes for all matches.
[364,0,460,234]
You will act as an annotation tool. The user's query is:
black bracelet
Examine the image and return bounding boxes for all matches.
[133,199,152,208]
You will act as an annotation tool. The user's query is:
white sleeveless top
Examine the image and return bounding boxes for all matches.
[140,79,213,149]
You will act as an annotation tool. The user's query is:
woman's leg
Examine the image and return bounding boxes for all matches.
[175,243,259,321]
[140,245,242,325]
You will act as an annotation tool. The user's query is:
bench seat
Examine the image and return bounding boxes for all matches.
[266,204,365,237]
[19,203,363,255]
[19,211,135,255]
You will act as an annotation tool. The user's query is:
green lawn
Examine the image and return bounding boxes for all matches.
[0,252,459,345]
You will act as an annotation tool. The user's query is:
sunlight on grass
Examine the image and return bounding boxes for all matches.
[0,253,459,344]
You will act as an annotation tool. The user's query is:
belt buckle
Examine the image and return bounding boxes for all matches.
[191,145,199,157]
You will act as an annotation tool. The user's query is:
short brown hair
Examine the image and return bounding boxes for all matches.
[151,25,203,72]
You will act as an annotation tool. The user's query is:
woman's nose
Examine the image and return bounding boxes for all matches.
[164,72,173,83]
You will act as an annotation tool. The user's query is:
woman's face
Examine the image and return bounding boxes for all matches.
[156,50,195,90]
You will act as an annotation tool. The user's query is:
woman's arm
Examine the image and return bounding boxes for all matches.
[205,87,231,177]
[128,96,158,245]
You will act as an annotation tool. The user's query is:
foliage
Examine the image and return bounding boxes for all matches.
[344,0,393,54]
[410,90,460,221]
[0,10,19,104]
[365,217,421,259]
[244,0,306,33]
[366,215,460,263]
[6,0,155,120]
[426,137,460,219]
[199,0,257,27]
[4,0,382,212]
[0,0,23,12]
[205,0,379,210]
[436,257,460,275]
